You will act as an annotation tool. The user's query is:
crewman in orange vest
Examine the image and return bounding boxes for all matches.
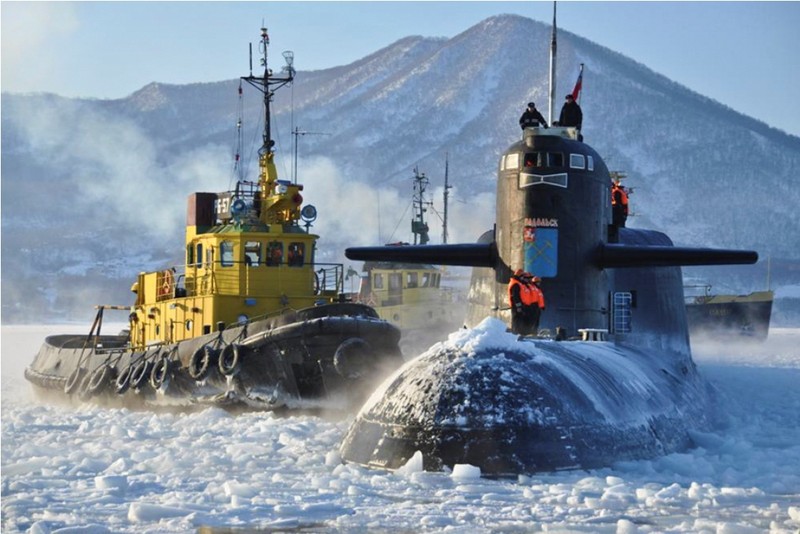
[508,270,546,336]
[611,179,629,227]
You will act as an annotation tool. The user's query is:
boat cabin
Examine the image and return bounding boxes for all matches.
[128,157,343,349]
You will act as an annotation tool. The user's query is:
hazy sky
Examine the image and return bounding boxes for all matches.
[2,1,799,136]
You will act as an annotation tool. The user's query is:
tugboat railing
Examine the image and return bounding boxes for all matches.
[147,262,346,300]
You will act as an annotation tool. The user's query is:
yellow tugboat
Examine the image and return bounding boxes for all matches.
[354,167,464,353]
[25,27,403,411]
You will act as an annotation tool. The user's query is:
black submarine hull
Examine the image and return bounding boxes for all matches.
[340,322,716,475]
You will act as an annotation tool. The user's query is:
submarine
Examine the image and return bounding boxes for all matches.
[338,15,757,476]
[339,128,756,476]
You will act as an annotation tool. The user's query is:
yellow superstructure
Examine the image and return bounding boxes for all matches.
[129,151,339,349]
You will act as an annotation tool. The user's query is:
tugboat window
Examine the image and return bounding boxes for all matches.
[196,244,203,267]
[422,273,431,287]
[288,242,305,267]
[267,242,283,266]
[245,241,261,267]
[587,155,594,171]
[389,274,402,290]
[186,245,194,266]
[570,154,586,169]
[221,241,234,267]
[406,272,418,288]
[373,274,384,289]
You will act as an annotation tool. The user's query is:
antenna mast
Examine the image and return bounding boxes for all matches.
[442,153,452,244]
[241,27,295,162]
[411,167,431,246]
[548,1,557,125]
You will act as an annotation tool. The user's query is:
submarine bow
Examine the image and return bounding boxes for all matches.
[340,318,718,476]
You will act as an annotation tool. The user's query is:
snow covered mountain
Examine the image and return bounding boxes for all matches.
[3,15,799,323]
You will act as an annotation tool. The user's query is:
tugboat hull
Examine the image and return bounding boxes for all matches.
[686,290,773,340]
[26,303,403,411]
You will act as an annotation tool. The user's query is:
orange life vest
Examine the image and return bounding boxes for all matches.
[508,278,545,309]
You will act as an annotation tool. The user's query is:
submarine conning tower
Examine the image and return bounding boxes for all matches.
[346,126,757,345]
[494,126,611,335]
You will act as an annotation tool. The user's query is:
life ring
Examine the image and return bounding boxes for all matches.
[333,338,374,379]
[64,367,87,395]
[129,359,154,390]
[189,345,217,380]
[86,365,116,396]
[158,270,174,298]
[150,357,172,390]
[218,344,242,376]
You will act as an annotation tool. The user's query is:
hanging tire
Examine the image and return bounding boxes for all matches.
[129,359,154,390]
[189,345,217,380]
[333,338,374,379]
[86,365,116,395]
[115,364,133,395]
[150,357,172,390]
[64,367,86,395]
[218,344,242,376]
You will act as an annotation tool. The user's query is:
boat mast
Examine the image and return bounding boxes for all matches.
[442,153,451,244]
[240,27,296,225]
[548,1,557,125]
[411,167,431,245]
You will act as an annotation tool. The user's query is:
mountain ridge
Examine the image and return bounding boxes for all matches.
[2,14,798,323]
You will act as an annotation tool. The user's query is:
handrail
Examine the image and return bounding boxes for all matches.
[147,261,345,300]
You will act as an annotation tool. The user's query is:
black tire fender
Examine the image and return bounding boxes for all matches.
[218,344,242,376]
[189,345,217,380]
[115,364,133,395]
[64,367,87,395]
[150,357,172,390]
[333,338,374,379]
[129,359,154,390]
[87,365,116,395]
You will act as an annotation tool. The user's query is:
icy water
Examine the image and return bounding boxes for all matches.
[2,325,799,533]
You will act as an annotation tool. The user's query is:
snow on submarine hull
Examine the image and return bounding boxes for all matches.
[339,125,757,475]
[340,317,716,475]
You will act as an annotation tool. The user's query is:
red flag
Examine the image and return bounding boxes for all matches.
[571,67,583,101]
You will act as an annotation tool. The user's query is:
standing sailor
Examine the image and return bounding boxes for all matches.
[611,179,629,227]
[559,94,583,130]
[519,102,549,130]
[508,270,546,336]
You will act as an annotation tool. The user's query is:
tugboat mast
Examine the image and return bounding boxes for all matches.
[239,27,301,227]
[241,27,295,158]
[411,167,431,246]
